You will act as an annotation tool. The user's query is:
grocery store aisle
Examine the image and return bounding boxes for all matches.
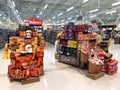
[0,43,120,90]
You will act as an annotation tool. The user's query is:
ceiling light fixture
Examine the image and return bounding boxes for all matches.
[67,6,74,12]
[12,0,15,7]
[89,9,99,13]
[60,23,64,25]
[18,15,20,17]
[0,14,1,16]
[90,15,97,18]
[71,20,75,22]
[48,19,51,21]
[112,1,120,6]
[16,9,18,13]
[85,21,88,23]
[52,16,56,19]
[3,16,6,19]
[7,19,9,21]
[57,21,60,23]
[39,11,42,15]
[61,19,65,22]
[44,4,48,9]
[37,16,39,18]
[76,15,79,17]
[7,0,22,23]
[83,0,89,3]
[105,10,116,14]
[99,18,104,24]
[58,12,63,16]
[33,8,36,11]
[68,17,72,20]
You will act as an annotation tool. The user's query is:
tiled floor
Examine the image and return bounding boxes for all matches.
[0,43,120,90]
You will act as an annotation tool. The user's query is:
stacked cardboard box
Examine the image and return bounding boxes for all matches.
[8,26,46,84]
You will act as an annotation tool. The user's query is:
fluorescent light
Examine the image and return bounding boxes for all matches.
[7,19,9,21]
[106,10,116,14]
[37,16,39,18]
[71,20,75,22]
[16,9,18,13]
[89,9,99,13]
[12,0,15,7]
[33,8,36,11]
[83,0,89,3]
[107,18,110,20]
[76,15,79,17]
[48,19,51,21]
[8,0,22,23]
[0,14,1,16]
[3,17,6,19]
[90,15,97,18]
[67,6,74,12]
[60,23,64,25]
[52,16,56,19]
[58,12,63,16]
[68,17,72,20]
[99,18,104,24]
[18,15,20,17]
[85,21,88,23]
[61,19,65,22]
[39,11,42,15]
[57,21,59,23]
[112,1,120,6]
[44,4,48,9]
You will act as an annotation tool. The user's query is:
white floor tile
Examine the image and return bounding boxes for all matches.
[0,43,120,90]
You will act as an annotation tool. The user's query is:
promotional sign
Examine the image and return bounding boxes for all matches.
[25,18,43,26]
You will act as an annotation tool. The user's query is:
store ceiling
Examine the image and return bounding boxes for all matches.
[0,0,120,25]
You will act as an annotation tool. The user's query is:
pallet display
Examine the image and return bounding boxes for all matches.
[57,23,96,67]
[78,25,118,79]
[86,72,104,80]
[56,23,118,80]
[8,18,46,84]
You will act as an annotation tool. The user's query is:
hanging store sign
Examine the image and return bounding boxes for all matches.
[25,17,43,26]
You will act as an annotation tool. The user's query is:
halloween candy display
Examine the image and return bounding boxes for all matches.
[8,18,46,84]
[58,22,78,66]
[56,22,118,80]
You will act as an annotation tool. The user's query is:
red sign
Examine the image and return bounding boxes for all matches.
[26,18,43,26]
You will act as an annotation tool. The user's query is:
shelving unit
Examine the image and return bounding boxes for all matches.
[0,29,8,48]
[43,30,61,44]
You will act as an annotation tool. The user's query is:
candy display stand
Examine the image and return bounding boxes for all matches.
[8,18,46,84]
